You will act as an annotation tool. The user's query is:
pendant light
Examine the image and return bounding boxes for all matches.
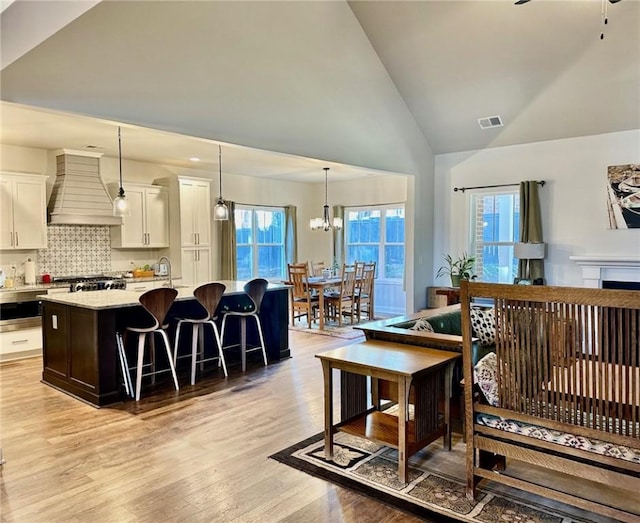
[310,167,342,231]
[214,144,229,221]
[112,126,130,217]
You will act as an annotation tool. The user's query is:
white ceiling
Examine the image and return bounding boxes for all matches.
[1,0,638,181]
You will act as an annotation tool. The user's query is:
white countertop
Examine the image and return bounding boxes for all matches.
[38,281,290,310]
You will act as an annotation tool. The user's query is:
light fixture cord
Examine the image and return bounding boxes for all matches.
[218,145,223,200]
[324,167,329,205]
[118,126,124,196]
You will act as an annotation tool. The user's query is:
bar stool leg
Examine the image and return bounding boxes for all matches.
[252,315,268,366]
[159,329,179,392]
[209,321,228,377]
[240,317,247,372]
[173,319,185,366]
[191,323,200,386]
[135,332,147,401]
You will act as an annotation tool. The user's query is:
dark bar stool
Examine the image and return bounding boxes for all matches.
[220,278,268,372]
[173,282,228,385]
[124,287,179,401]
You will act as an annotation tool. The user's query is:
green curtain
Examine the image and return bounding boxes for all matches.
[217,200,237,280]
[284,205,297,263]
[332,205,345,267]
[518,182,544,281]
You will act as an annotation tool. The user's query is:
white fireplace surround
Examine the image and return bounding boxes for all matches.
[569,256,640,288]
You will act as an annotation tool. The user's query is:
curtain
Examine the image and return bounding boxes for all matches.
[518,181,544,281]
[217,200,237,280]
[332,205,345,267]
[284,205,297,263]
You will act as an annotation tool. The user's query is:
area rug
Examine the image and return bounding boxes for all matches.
[270,431,605,523]
[288,320,365,340]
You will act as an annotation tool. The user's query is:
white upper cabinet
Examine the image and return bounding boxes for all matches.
[111,183,169,248]
[179,177,210,247]
[0,173,48,250]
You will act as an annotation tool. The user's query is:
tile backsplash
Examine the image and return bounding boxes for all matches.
[38,225,111,276]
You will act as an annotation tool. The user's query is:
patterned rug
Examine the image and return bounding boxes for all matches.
[288,320,366,340]
[270,431,608,523]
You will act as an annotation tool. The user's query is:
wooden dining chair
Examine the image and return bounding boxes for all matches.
[310,261,325,277]
[356,261,376,322]
[324,264,357,326]
[288,262,320,326]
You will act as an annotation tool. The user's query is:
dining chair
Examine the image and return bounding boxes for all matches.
[288,262,320,327]
[173,282,228,385]
[220,278,269,372]
[356,261,376,322]
[123,287,180,401]
[310,261,325,277]
[324,264,357,326]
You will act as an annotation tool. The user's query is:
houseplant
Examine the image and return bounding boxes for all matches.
[436,252,477,287]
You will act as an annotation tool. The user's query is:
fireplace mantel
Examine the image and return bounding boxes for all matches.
[569,255,640,288]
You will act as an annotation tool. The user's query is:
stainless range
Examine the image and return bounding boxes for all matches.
[53,275,127,292]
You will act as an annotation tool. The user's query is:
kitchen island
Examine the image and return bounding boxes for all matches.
[40,281,290,407]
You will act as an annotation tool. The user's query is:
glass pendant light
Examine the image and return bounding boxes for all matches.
[214,144,229,221]
[112,126,130,217]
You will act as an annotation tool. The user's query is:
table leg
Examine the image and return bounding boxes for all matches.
[318,286,325,330]
[398,377,410,484]
[321,360,334,460]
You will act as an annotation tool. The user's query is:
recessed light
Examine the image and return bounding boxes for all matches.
[84,144,104,149]
[189,157,201,162]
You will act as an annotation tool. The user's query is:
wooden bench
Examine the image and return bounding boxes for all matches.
[460,281,640,522]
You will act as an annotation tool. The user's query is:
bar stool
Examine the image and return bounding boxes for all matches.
[173,282,228,385]
[220,278,268,372]
[125,287,179,401]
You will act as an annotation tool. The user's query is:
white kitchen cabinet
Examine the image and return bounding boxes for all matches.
[179,177,211,247]
[111,183,169,248]
[181,248,211,287]
[0,173,48,250]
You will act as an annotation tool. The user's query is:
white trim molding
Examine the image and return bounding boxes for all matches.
[569,256,640,288]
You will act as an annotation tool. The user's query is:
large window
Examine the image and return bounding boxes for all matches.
[345,205,405,280]
[470,191,520,283]
[235,206,286,280]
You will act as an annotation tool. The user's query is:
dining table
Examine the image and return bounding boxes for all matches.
[282,275,342,330]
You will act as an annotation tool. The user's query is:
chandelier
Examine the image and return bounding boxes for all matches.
[310,167,342,231]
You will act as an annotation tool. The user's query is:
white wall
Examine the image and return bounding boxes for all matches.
[434,130,640,287]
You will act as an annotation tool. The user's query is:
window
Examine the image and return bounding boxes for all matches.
[345,205,405,279]
[235,206,286,280]
[470,191,520,283]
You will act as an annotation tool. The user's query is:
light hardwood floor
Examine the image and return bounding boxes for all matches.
[0,330,424,523]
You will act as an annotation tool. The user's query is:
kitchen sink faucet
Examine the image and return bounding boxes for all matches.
[158,256,173,289]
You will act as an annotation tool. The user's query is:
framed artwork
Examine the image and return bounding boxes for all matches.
[607,164,640,229]
[514,278,532,285]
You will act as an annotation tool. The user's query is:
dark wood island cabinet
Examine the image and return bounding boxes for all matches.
[40,282,290,407]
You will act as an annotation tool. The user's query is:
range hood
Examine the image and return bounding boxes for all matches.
[48,150,123,226]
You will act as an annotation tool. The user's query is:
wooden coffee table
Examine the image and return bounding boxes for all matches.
[316,340,460,484]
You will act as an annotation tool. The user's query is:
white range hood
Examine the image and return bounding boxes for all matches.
[47,149,123,226]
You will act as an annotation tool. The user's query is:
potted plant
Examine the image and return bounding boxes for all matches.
[437,252,477,287]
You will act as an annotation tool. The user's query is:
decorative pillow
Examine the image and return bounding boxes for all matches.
[470,307,495,346]
[474,352,498,407]
[410,317,434,332]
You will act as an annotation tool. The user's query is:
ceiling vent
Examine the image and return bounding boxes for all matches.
[477,115,503,130]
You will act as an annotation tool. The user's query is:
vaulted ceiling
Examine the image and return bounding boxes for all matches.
[1,0,638,180]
